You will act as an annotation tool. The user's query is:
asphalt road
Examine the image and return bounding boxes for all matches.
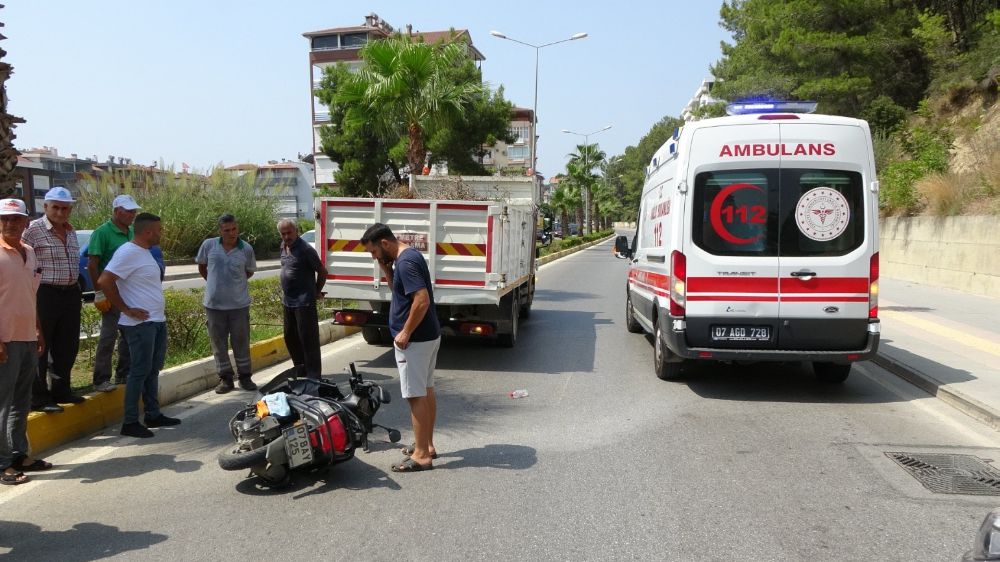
[3,238,997,561]
[162,267,280,291]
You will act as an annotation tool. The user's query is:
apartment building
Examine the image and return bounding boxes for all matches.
[225,160,315,219]
[681,77,720,122]
[303,13,485,189]
[480,106,536,176]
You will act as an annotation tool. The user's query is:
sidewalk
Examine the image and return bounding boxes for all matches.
[875,277,1000,429]
[162,258,281,281]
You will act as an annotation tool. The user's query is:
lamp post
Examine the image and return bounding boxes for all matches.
[562,125,612,234]
[489,30,587,191]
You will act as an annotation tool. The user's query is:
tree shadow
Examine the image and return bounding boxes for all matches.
[28,453,202,484]
[682,360,908,404]
[0,521,167,561]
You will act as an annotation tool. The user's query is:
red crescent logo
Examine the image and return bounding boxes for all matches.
[709,183,765,245]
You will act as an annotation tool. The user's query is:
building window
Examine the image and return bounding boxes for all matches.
[341,33,368,48]
[312,35,339,50]
[509,125,529,144]
[507,146,529,160]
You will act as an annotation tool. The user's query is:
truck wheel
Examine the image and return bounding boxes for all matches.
[814,362,851,384]
[362,327,383,345]
[519,278,534,320]
[497,292,519,348]
[654,320,683,381]
[625,294,643,333]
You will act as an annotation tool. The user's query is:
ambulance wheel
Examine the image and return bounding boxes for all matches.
[497,292,519,348]
[814,362,851,384]
[362,327,385,345]
[654,321,683,381]
[625,294,643,333]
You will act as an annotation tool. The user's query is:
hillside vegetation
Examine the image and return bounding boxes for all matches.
[611,1,999,218]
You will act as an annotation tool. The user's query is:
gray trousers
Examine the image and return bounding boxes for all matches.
[1,342,38,470]
[206,307,252,382]
[92,305,131,386]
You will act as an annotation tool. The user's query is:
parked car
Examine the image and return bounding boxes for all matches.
[78,229,165,300]
[301,229,319,252]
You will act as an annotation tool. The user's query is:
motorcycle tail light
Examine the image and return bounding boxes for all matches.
[326,415,348,453]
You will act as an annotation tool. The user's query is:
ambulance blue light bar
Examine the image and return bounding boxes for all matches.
[726,101,818,115]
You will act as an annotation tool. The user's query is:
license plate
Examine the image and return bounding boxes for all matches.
[710,325,771,342]
[283,423,314,468]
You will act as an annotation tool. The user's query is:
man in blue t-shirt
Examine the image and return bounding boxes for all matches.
[361,223,440,473]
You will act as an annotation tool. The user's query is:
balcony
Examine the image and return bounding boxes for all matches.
[314,111,331,123]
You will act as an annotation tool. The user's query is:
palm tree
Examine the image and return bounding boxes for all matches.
[566,143,606,234]
[336,35,484,181]
[0,10,25,199]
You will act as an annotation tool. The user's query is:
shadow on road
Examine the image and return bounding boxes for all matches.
[0,521,167,561]
[435,444,537,471]
[29,453,202,484]
[232,457,402,498]
[682,360,908,404]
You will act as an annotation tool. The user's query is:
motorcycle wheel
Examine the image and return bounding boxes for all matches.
[218,445,268,471]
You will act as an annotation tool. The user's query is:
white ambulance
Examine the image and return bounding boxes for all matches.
[615,101,880,383]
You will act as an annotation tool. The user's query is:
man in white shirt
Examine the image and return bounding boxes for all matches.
[98,213,180,439]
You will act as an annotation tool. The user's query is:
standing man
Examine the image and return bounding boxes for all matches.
[22,187,85,413]
[1,198,52,486]
[277,218,327,380]
[88,194,140,393]
[196,214,258,394]
[98,213,180,439]
[361,223,440,473]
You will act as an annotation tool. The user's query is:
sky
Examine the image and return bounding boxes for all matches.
[5,1,730,180]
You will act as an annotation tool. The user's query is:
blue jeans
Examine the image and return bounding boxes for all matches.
[121,321,166,424]
[0,342,37,470]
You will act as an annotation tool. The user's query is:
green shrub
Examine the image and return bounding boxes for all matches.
[863,95,907,135]
[880,160,925,213]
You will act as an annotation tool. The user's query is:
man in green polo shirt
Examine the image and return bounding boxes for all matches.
[88,194,140,392]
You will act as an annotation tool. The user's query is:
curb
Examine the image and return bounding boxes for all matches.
[873,353,1000,431]
[26,322,359,454]
[537,234,615,266]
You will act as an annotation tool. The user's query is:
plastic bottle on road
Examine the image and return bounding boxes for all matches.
[509,389,529,399]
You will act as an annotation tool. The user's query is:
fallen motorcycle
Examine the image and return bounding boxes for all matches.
[217,362,400,485]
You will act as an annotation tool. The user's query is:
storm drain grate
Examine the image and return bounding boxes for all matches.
[886,452,1000,496]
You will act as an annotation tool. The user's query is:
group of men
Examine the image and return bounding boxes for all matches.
[1,188,442,484]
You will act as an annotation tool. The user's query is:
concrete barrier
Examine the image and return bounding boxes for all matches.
[880,216,999,298]
[26,322,359,454]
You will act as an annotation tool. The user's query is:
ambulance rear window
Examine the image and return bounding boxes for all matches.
[692,170,778,257]
[778,169,864,257]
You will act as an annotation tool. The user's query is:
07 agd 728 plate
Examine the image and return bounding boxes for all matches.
[710,325,771,342]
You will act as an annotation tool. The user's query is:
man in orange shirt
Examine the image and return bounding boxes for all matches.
[0,199,52,486]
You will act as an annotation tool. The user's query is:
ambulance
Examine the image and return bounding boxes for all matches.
[615,101,880,383]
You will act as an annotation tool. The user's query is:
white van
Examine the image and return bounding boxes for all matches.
[615,102,880,383]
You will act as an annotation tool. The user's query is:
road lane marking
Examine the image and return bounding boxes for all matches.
[880,309,1000,358]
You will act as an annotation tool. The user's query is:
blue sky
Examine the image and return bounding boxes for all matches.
[5,1,729,179]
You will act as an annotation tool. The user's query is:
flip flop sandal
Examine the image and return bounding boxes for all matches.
[391,458,433,473]
[15,458,53,472]
[401,443,438,459]
[1,471,29,485]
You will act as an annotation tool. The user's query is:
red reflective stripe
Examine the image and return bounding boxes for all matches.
[782,296,869,302]
[328,274,374,282]
[438,203,488,211]
[486,216,493,273]
[780,277,868,293]
[687,295,778,302]
[329,201,374,207]
[687,277,778,293]
[436,279,486,287]
[383,202,430,209]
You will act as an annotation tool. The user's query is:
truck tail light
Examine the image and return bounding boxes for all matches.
[670,250,686,317]
[869,252,879,319]
[460,323,494,337]
[335,311,369,326]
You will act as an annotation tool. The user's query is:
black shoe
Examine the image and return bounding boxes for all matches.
[31,403,64,414]
[144,415,181,428]
[215,380,234,394]
[121,422,154,438]
[53,395,86,405]
[237,377,258,391]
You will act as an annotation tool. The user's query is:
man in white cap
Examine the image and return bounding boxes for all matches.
[0,198,53,485]
[22,187,85,412]
[88,194,140,393]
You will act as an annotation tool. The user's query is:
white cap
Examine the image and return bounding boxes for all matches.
[44,186,75,203]
[112,194,141,210]
[0,198,28,216]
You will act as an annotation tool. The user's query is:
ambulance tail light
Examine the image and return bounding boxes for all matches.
[669,250,686,317]
[869,252,879,319]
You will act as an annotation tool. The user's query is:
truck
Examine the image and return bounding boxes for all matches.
[317,175,539,347]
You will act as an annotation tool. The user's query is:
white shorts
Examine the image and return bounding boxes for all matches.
[394,336,441,398]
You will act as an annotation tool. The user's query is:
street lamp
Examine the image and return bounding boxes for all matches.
[562,125,612,234]
[489,30,587,190]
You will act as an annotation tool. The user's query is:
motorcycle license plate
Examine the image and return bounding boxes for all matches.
[710,325,771,342]
[284,423,314,468]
